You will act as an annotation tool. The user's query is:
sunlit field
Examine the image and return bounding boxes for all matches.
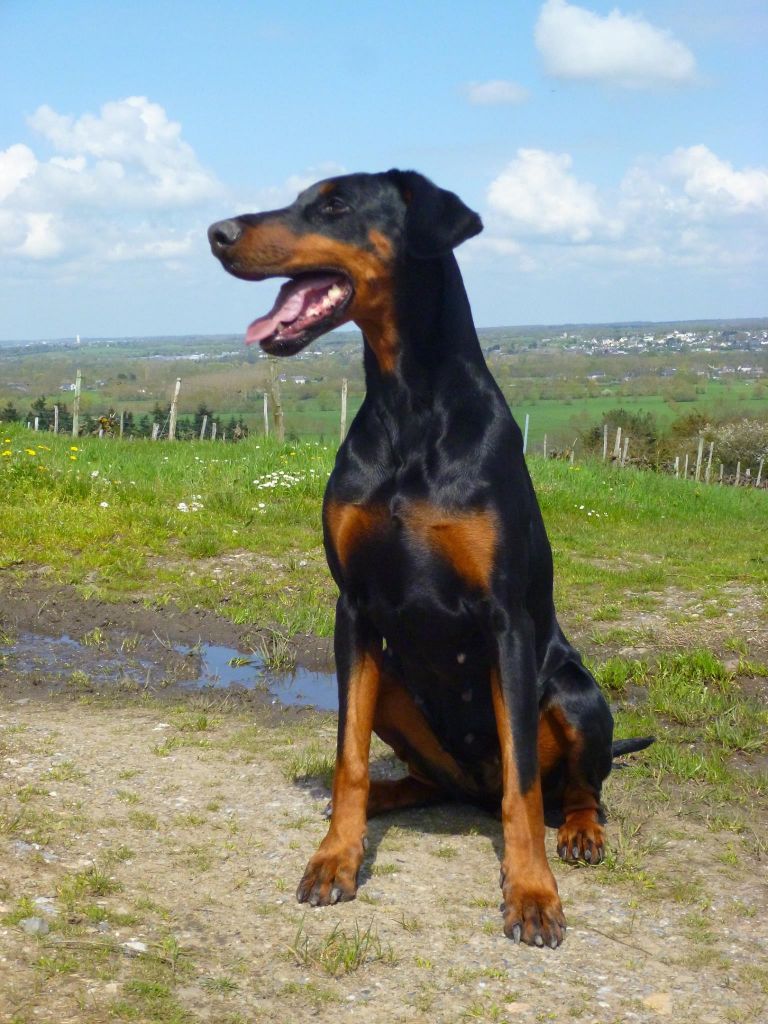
[2,423,765,639]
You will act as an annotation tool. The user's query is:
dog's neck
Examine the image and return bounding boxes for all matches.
[359,252,487,402]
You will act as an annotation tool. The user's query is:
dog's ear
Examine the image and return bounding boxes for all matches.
[386,169,483,259]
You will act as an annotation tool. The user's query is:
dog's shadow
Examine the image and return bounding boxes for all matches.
[295,761,506,884]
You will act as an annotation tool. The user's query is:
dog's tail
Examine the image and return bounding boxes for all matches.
[612,736,655,759]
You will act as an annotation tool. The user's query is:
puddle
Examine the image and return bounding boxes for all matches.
[2,632,337,711]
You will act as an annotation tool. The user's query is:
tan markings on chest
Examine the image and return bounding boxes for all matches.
[405,502,497,590]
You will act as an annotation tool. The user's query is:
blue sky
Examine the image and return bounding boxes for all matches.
[1,0,766,340]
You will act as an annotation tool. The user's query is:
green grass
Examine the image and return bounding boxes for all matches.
[2,423,765,640]
[287,916,396,976]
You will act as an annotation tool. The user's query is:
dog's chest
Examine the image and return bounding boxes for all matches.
[324,495,496,665]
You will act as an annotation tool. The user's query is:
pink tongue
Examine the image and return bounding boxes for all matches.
[245,274,341,345]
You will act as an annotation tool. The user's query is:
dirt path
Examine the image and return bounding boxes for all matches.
[1,584,766,1023]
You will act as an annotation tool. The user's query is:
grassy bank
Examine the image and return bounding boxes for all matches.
[1,423,766,639]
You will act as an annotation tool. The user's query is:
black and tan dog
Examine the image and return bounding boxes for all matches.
[208,171,651,948]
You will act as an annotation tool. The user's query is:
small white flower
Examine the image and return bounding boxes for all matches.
[177,502,189,512]
[258,502,266,509]
[91,470,99,478]
[100,501,109,508]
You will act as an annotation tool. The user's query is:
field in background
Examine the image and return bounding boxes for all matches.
[2,327,767,449]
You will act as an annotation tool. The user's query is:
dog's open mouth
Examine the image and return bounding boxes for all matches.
[245,272,354,356]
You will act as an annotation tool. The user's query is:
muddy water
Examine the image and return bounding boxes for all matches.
[3,632,338,710]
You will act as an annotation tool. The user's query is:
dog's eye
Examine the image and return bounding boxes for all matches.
[320,196,350,216]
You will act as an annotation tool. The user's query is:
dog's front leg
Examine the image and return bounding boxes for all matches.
[297,594,381,906]
[490,607,566,947]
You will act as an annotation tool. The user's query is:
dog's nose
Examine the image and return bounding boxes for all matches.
[208,219,242,252]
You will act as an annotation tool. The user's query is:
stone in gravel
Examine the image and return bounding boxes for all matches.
[32,897,58,917]
[121,940,148,956]
[20,917,50,936]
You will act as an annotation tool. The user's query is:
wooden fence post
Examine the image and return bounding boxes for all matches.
[340,377,348,443]
[613,426,622,460]
[683,453,689,479]
[34,417,39,431]
[151,423,160,440]
[719,463,724,485]
[602,423,608,460]
[543,434,547,459]
[757,459,764,488]
[199,414,208,441]
[705,441,714,484]
[735,461,741,486]
[72,369,82,438]
[53,405,59,434]
[119,410,125,438]
[523,413,529,456]
[268,359,285,442]
[263,393,269,436]
[621,436,629,467]
[674,456,680,479]
[211,422,217,442]
[168,377,181,441]
[694,435,704,482]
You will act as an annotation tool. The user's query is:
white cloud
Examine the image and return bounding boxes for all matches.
[25,97,221,207]
[480,145,768,274]
[17,213,63,260]
[667,145,768,213]
[487,148,621,242]
[0,144,37,202]
[0,97,222,267]
[535,0,697,89]
[465,80,530,105]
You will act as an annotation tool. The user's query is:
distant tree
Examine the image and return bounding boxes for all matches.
[150,401,168,429]
[28,395,54,429]
[1,402,20,422]
[137,414,151,437]
[193,403,214,434]
[580,407,658,456]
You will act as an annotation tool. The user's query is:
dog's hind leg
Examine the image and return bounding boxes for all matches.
[539,659,614,864]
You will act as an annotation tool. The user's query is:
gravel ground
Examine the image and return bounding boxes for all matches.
[0,584,766,1023]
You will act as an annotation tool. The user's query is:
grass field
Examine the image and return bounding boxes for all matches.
[2,423,766,638]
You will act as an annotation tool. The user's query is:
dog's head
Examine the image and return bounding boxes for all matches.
[208,170,482,356]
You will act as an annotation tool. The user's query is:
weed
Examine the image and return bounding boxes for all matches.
[288,915,396,975]
[284,744,335,787]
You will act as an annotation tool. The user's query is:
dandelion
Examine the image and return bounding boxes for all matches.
[26,449,36,456]
[1,450,11,458]
[70,455,77,461]
[70,446,78,451]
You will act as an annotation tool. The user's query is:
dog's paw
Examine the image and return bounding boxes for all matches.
[296,838,364,907]
[501,886,566,948]
[557,811,605,864]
